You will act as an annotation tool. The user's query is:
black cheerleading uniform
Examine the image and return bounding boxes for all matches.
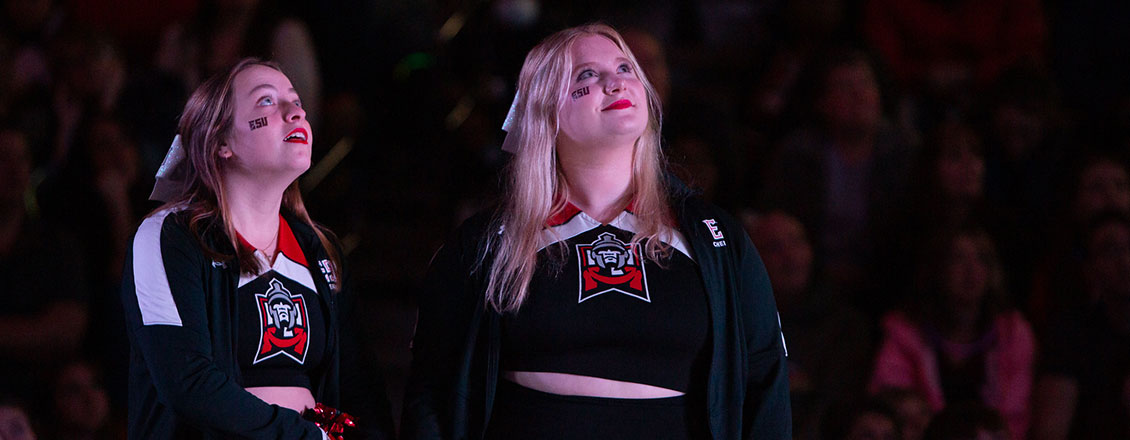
[234,216,330,390]
[121,208,342,439]
[403,181,792,440]
[486,203,711,439]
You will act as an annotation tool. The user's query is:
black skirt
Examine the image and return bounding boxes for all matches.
[484,379,708,440]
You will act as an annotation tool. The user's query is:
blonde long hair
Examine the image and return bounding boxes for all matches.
[484,24,673,312]
[151,58,341,284]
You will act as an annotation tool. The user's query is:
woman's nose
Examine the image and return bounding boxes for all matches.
[284,101,306,122]
[604,77,624,94]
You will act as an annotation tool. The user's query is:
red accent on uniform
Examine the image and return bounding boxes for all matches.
[548,201,640,226]
[547,203,583,227]
[277,214,308,266]
[582,266,643,291]
[261,327,308,354]
[234,214,308,267]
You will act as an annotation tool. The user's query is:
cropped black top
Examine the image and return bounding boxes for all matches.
[500,204,710,393]
[236,216,328,390]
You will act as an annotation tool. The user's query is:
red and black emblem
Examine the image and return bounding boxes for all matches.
[253,278,310,364]
[575,232,650,303]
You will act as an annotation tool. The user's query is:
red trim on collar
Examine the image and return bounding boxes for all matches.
[546,201,637,226]
[277,215,307,267]
[234,214,308,267]
[547,202,583,227]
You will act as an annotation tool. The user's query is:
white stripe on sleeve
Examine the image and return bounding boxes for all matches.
[132,209,183,326]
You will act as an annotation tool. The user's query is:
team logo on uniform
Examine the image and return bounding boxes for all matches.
[575,232,650,303]
[253,278,310,364]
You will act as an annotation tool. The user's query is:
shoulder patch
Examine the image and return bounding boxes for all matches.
[702,219,727,248]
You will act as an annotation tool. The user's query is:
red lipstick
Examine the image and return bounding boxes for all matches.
[283,128,309,144]
[602,99,632,111]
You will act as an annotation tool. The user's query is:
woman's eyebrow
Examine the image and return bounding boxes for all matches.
[247,84,278,97]
[572,58,632,74]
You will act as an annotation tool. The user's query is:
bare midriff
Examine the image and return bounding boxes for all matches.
[503,371,683,398]
[246,386,316,413]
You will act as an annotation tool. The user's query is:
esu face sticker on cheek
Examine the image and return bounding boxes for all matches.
[571,87,590,100]
[249,117,268,130]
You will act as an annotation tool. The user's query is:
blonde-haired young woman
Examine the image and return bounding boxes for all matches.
[403,24,791,439]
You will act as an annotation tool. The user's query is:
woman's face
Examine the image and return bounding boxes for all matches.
[221,65,312,180]
[945,236,991,309]
[556,35,649,150]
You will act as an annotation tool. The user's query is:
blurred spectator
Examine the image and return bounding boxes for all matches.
[979,66,1065,300]
[0,0,64,168]
[877,118,987,312]
[45,361,117,440]
[0,396,36,440]
[1032,211,1130,440]
[875,388,933,440]
[822,398,903,440]
[862,0,1046,99]
[869,227,1034,439]
[922,402,1009,440]
[154,0,322,128]
[1070,156,1130,223]
[746,0,850,135]
[745,209,872,439]
[1,0,60,92]
[38,115,141,286]
[0,127,89,411]
[760,47,913,301]
[1029,155,1130,332]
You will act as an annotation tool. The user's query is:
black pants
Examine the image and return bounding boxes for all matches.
[484,379,708,439]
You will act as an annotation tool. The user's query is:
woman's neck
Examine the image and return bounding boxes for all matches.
[557,140,635,223]
[223,174,288,250]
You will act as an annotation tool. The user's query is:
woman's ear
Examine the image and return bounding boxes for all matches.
[218,142,233,159]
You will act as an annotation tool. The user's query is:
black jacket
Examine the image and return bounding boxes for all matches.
[121,209,339,439]
[402,193,792,439]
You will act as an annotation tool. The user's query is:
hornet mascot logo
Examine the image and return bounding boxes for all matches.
[575,232,650,303]
[253,278,309,364]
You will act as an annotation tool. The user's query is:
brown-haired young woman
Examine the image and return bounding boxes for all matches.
[121,58,349,439]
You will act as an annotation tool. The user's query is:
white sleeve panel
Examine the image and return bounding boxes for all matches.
[132,209,183,326]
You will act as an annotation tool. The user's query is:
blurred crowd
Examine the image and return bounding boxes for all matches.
[2,0,1129,439]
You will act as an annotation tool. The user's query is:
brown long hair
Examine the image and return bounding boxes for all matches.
[483,24,673,312]
[150,58,341,286]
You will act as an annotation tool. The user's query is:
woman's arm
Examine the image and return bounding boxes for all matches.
[121,212,324,439]
[732,225,792,439]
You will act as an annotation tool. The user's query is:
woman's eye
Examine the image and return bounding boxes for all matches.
[577,69,596,81]
[257,96,275,106]
[293,99,302,108]
[618,64,632,73]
